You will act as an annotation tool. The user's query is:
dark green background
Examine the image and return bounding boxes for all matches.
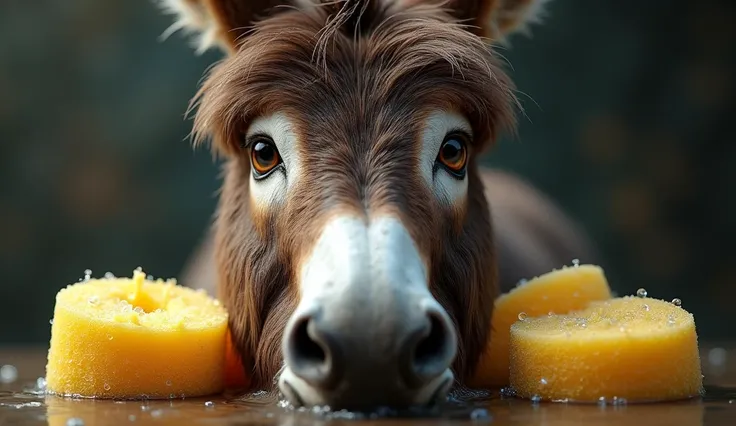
[1,0,734,345]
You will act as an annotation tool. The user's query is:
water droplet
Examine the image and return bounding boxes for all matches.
[66,418,85,426]
[88,296,99,305]
[128,415,136,421]
[133,307,145,314]
[204,400,215,408]
[49,319,54,325]
[103,383,111,391]
[548,311,554,316]
[500,387,517,398]
[729,399,734,404]
[516,278,528,287]
[107,334,113,340]
[469,408,490,420]
[530,394,542,404]
[146,275,154,281]
[0,365,18,384]
[164,380,172,386]
[708,347,727,367]
[671,298,682,307]
[36,377,47,390]
[636,288,648,298]
[105,272,115,279]
[150,409,163,418]
[643,304,650,311]
[518,312,528,321]
[572,258,580,267]
[612,396,627,405]
[135,266,143,272]
[540,378,548,385]
[597,396,607,406]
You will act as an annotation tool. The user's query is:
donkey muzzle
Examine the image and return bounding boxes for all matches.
[279,215,456,409]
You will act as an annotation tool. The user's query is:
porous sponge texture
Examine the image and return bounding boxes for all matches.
[509,296,703,402]
[471,265,612,388]
[46,270,228,399]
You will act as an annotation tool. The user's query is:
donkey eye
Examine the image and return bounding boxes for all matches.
[437,133,468,176]
[249,136,281,177]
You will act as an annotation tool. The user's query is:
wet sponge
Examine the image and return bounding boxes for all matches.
[46,269,229,399]
[509,296,703,402]
[470,265,612,388]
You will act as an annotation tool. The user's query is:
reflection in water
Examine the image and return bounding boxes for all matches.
[0,369,734,426]
[495,399,705,426]
[0,385,725,426]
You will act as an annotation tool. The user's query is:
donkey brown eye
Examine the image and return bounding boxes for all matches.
[249,137,281,176]
[437,135,468,175]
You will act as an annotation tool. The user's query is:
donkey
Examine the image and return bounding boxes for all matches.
[159,0,597,409]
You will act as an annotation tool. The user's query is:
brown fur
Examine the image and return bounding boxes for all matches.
[182,168,598,390]
[188,1,518,390]
[158,0,549,54]
[172,0,596,394]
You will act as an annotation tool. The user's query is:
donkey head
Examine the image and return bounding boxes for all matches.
[160,0,549,409]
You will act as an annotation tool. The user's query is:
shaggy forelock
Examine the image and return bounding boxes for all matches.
[189,0,518,155]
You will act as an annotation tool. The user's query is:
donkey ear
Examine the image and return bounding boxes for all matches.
[157,0,289,55]
[413,0,552,42]
[478,0,552,41]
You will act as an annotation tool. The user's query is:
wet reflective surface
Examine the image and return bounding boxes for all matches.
[1,346,734,425]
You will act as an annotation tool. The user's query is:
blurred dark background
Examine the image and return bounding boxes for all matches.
[0,0,733,345]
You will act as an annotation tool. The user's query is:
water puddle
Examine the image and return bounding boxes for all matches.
[0,379,733,426]
[2,344,735,426]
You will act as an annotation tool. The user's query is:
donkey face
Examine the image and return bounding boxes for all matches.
[161,0,548,409]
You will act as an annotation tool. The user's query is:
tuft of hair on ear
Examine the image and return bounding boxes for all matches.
[399,0,552,44]
[156,0,230,54]
[155,0,294,55]
[491,0,552,43]
[474,0,553,44]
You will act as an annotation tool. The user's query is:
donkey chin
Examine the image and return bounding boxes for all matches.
[277,215,457,410]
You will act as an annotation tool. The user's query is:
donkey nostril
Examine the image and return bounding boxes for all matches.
[284,313,342,389]
[414,314,447,368]
[402,310,457,388]
[292,318,326,366]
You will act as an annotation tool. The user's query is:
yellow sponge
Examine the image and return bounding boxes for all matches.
[470,264,612,388]
[46,269,228,399]
[509,296,703,402]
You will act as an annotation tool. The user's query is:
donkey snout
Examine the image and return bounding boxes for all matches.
[279,215,457,409]
[284,303,456,393]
